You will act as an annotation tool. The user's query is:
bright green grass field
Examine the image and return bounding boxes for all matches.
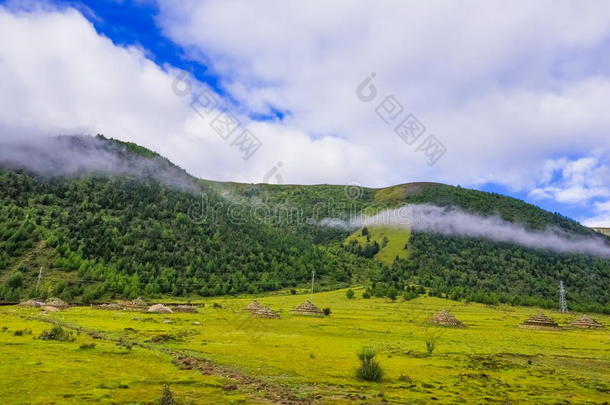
[1,289,609,404]
[344,227,410,265]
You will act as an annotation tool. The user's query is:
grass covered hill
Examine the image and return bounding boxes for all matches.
[0,135,609,312]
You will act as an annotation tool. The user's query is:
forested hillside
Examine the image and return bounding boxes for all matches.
[214,179,610,313]
[0,136,608,312]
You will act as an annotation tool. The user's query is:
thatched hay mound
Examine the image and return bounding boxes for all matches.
[46,297,69,309]
[431,310,464,327]
[19,298,45,307]
[131,297,147,307]
[571,315,603,329]
[147,304,173,314]
[92,303,123,311]
[119,297,148,310]
[173,305,198,314]
[251,305,280,319]
[41,305,60,312]
[244,300,263,312]
[520,313,558,329]
[290,300,323,316]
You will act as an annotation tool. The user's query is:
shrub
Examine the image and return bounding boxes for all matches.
[13,328,31,336]
[403,291,419,301]
[159,384,175,405]
[346,289,355,299]
[322,307,332,316]
[38,326,75,342]
[356,347,384,382]
[398,374,414,384]
[79,343,96,349]
[212,302,222,309]
[362,291,371,299]
[290,289,297,295]
[425,338,438,355]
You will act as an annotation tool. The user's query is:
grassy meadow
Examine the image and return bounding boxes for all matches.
[344,227,411,266]
[1,289,609,404]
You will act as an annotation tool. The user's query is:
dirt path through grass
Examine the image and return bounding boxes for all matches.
[23,313,315,404]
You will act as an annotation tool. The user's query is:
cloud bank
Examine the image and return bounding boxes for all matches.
[0,136,199,191]
[2,2,610,223]
[321,204,610,257]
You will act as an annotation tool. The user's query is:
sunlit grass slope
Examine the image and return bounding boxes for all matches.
[344,226,410,266]
[1,289,609,404]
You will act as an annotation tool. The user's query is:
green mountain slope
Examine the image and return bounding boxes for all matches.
[344,226,410,266]
[0,136,609,313]
[0,136,381,303]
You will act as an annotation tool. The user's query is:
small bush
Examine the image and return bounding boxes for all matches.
[322,307,332,316]
[290,289,297,295]
[403,291,419,301]
[356,347,384,382]
[13,328,32,336]
[38,326,75,342]
[212,302,222,309]
[159,384,175,405]
[346,289,355,299]
[398,374,413,384]
[79,343,96,349]
[362,292,371,299]
[425,338,438,355]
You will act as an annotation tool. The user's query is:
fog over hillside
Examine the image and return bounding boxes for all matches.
[321,204,610,258]
[0,135,198,192]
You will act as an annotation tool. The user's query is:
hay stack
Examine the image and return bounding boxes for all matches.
[290,300,324,316]
[131,297,147,307]
[19,298,45,307]
[119,297,148,311]
[41,306,60,312]
[431,310,464,327]
[46,297,68,309]
[173,305,198,314]
[520,313,558,329]
[244,300,263,312]
[147,304,173,314]
[251,305,280,319]
[571,315,603,329]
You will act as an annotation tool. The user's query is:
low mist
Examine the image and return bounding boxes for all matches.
[0,135,199,192]
[321,204,610,258]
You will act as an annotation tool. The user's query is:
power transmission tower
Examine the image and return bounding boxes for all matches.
[559,280,568,313]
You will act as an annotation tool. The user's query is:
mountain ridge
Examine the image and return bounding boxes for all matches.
[0,135,608,312]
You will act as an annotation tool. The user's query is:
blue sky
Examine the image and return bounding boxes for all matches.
[1,0,610,226]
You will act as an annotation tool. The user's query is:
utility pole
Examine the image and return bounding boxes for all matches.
[35,267,43,294]
[559,280,568,313]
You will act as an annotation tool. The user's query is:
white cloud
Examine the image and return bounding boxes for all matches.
[157,0,610,190]
[582,198,610,227]
[530,156,610,204]
[0,5,377,185]
[2,0,610,214]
